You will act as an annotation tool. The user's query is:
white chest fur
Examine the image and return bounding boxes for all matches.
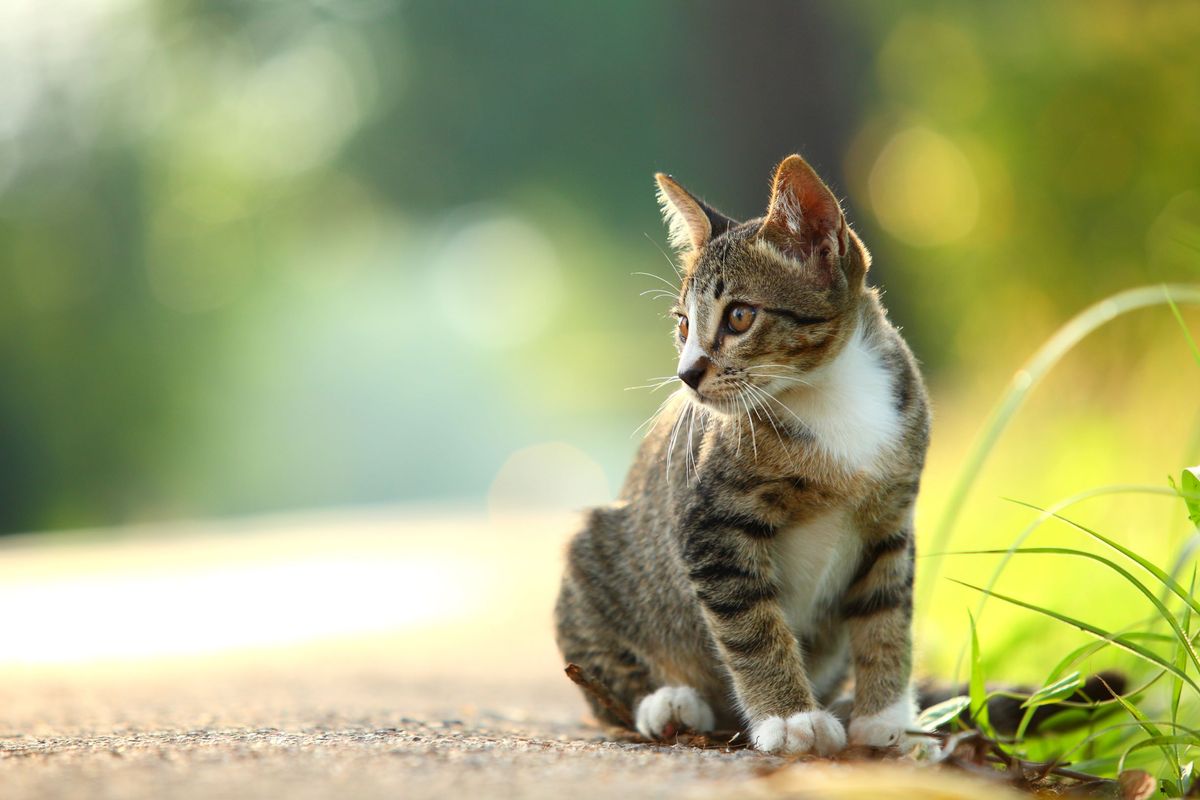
[782,325,902,474]
[771,509,861,636]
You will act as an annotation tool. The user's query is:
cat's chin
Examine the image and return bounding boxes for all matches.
[687,391,741,416]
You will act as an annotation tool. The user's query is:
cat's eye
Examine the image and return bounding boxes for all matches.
[725,303,757,334]
[677,315,689,342]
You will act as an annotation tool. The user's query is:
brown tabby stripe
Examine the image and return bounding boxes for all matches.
[687,560,757,583]
[763,307,832,326]
[841,570,915,619]
[848,531,911,586]
[556,155,933,739]
[718,622,775,657]
[696,583,779,619]
[686,507,776,539]
[681,532,743,567]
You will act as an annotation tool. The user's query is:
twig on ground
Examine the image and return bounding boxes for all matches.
[563,663,635,730]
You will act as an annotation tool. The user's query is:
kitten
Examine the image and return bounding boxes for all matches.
[554,155,930,754]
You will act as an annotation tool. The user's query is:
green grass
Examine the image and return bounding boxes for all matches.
[928,284,1200,795]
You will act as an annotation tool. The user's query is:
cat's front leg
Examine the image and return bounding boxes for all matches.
[843,527,918,749]
[681,515,845,756]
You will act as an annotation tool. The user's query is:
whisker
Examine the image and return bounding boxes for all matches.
[743,380,808,429]
[632,271,679,291]
[737,390,758,463]
[642,232,685,281]
[691,402,700,484]
[665,399,687,484]
[625,376,680,392]
[732,398,743,457]
[744,371,814,388]
[740,381,799,470]
[630,392,676,439]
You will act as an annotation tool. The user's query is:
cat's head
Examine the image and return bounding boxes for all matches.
[655,154,872,414]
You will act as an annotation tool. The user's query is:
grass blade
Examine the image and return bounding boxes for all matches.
[946,547,1200,677]
[949,484,1179,686]
[1165,289,1200,369]
[921,284,1200,617]
[917,695,971,730]
[1006,501,1200,618]
[1109,689,1181,778]
[967,610,991,734]
[1020,671,1083,709]
[948,578,1200,694]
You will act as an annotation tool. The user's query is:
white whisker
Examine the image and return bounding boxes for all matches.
[665,397,688,483]
[631,392,677,439]
[632,271,679,291]
[740,380,802,473]
[685,403,697,484]
[738,390,758,463]
[642,232,684,281]
[625,376,680,392]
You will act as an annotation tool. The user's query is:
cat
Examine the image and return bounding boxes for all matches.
[554,155,930,755]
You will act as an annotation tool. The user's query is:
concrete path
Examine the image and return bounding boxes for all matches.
[0,510,1019,799]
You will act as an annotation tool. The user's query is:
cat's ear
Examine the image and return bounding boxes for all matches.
[760,155,852,272]
[655,173,736,252]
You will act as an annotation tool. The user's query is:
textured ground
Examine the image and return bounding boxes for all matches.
[0,509,1020,799]
[0,666,783,800]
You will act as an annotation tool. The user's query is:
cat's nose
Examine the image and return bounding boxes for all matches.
[678,357,711,391]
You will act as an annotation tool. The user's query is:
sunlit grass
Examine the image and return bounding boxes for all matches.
[922,284,1200,793]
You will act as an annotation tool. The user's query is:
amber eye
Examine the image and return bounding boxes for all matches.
[726,303,757,334]
[677,315,689,342]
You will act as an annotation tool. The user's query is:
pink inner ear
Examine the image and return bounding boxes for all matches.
[763,157,845,260]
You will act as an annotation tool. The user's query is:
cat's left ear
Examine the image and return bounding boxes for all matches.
[655,173,737,253]
[760,155,864,286]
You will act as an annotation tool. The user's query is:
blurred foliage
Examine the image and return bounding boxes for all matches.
[1,0,1199,534]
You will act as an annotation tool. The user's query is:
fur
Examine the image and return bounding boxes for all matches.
[556,155,930,754]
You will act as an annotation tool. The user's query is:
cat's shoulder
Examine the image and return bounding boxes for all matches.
[784,317,920,476]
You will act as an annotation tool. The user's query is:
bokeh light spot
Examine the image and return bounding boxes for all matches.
[488,442,610,520]
[868,127,980,248]
[431,212,564,349]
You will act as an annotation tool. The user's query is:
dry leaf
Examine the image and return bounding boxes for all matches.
[1118,769,1157,800]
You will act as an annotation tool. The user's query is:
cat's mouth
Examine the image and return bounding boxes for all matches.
[686,385,753,415]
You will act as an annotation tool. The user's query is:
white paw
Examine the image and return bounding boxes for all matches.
[848,693,918,750]
[634,686,715,739]
[750,709,846,755]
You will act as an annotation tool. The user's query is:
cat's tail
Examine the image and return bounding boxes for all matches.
[917,670,1126,736]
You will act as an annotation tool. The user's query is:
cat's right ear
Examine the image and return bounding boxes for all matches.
[654,173,736,253]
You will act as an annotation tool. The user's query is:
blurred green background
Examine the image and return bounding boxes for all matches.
[3,0,1199,571]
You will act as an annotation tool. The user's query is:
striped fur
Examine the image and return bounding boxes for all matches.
[555,155,931,754]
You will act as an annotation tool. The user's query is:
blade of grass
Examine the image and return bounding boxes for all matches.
[1013,628,1175,743]
[949,484,1180,684]
[921,284,1200,619]
[975,485,1177,626]
[1171,565,1196,772]
[1005,501,1200,618]
[945,547,1200,677]
[916,695,971,730]
[1109,688,1182,778]
[1015,636,1166,742]
[1058,720,1200,765]
[1166,290,1200,368]
[968,610,991,734]
[1021,672,1084,709]
[948,579,1200,694]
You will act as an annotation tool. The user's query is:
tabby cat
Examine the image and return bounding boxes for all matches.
[554,155,929,755]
